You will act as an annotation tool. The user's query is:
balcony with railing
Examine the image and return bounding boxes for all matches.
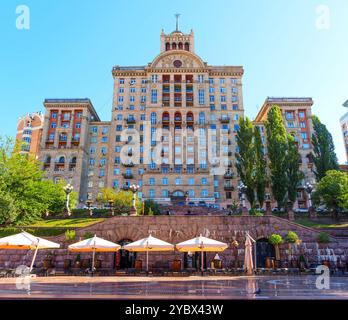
[122,173,134,179]
[220,117,230,123]
[224,183,234,191]
[126,117,136,124]
[224,171,234,179]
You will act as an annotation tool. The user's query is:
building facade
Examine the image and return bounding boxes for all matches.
[16,111,44,157]
[38,28,316,209]
[254,97,316,208]
[38,99,100,202]
[340,100,348,163]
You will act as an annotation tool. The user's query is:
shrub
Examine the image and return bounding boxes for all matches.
[65,229,76,241]
[285,231,299,243]
[144,199,160,215]
[83,232,94,239]
[317,232,330,243]
[268,233,283,245]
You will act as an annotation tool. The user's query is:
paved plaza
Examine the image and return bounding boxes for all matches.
[0,275,347,299]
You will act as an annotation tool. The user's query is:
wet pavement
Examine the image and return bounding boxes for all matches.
[0,275,347,299]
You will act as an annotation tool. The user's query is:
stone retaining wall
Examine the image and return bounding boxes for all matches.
[1,215,348,270]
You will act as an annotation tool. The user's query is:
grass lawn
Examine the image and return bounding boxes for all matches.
[0,218,105,238]
[26,218,105,228]
[295,218,348,229]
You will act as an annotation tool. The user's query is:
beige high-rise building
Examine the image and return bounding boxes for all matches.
[108,28,244,208]
[39,28,244,208]
[38,28,317,210]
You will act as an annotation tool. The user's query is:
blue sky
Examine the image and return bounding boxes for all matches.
[0,0,347,162]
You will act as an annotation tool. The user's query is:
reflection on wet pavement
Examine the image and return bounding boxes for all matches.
[1,276,348,299]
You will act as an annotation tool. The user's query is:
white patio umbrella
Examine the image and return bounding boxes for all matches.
[68,235,120,271]
[123,235,174,272]
[0,231,60,272]
[176,235,228,272]
[244,236,254,275]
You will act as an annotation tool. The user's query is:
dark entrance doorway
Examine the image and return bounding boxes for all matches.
[183,252,207,270]
[170,190,187,206]
[256,238,275,268]
[114,239,137,269]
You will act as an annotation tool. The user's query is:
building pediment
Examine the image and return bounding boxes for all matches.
[150,50,206,69]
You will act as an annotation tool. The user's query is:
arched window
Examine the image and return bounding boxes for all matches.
[151,112,157,125]
[178,42,183,50]
[165,42,170,51]
[172,43,177,50]
[162,112,170,122]
[58,156,65,164]
[186,112,194,122]
[199,112,205,124]
[44,155,51,164]
[184,42,190,51]
[174,112,182,122]
[70,157,77,164]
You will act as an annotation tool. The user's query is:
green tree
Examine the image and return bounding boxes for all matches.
[265,105,288,209]
[0,137,73,224]
[254,126,266,207]
[97,188,142,215]
[286,134,305,208]
[0,190,19,226]
[236,117,256,207]
[311,115,339,181]
[143,199,161,215]
[313,170,348,220]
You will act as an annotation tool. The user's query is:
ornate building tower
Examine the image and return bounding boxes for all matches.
[105,27,245,208]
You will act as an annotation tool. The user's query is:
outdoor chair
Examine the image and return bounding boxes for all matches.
[0,270,8,278]
[47,268,56,277]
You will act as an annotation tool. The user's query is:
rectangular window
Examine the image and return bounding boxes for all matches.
[197,75,204,83]
[299,111,306,118]
[151,75,158,83]
[151,89,158,104]
[198,89,205,105]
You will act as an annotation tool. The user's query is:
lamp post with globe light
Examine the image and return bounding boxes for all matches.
[63,183,74,216]
[238,182,249,215]
[129,184,140,216]
[305,182,317,220]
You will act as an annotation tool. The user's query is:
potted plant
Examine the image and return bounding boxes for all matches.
[299,254,306,270]
[75,254,81,268]
[65,229,76,243]
[43,252,53,269]
[268,234,283,265]
[285,231,300,267]
[231,239,239,268]
[317,232,330,247]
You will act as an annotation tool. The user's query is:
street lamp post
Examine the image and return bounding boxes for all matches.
[129,184,140,216]
[63,183,74,217]
[305,182,317,220]
[238,182,249,216]
[265,193,272,215]
[108,199,115,216]
[287,200,295,221]
[86,200,93,216]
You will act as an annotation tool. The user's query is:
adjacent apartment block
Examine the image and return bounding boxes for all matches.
[253,97,316,208]
[340,100,348,163]
[16,112,44,157]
